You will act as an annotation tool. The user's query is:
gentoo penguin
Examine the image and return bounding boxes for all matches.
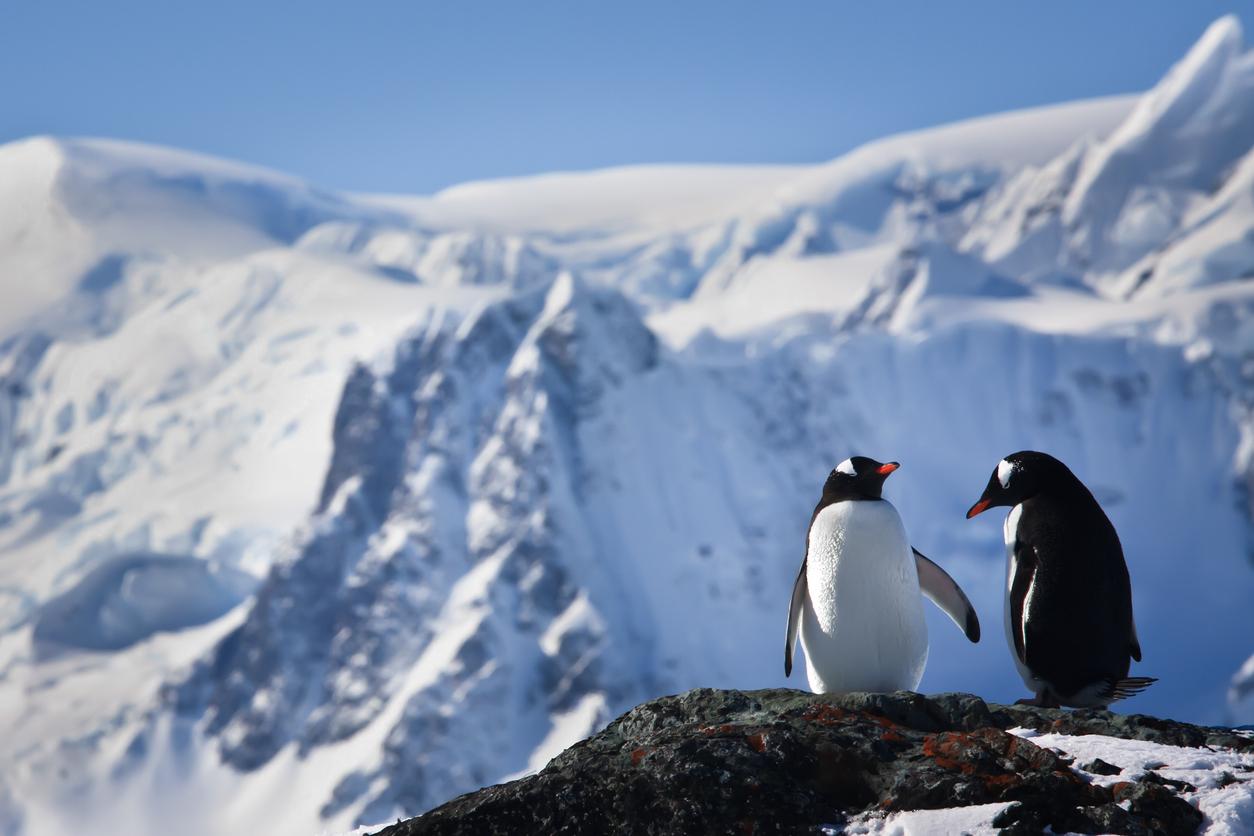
[785,456,980,694]
[967,450,1155,708]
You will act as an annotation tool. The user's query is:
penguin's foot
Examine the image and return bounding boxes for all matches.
[1014,693,1061,708]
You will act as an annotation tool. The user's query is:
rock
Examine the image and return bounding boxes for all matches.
[373,689,1243,836]
[1080,757,1124,775]
[1139,770,1199,794]
[1110,780,1205,835]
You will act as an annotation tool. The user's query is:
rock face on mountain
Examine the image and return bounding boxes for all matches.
[375,689,1252,836]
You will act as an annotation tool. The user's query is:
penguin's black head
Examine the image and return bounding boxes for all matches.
[822,456,900,502]
[966,450,1068,518]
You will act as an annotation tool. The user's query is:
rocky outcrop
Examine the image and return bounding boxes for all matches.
[374,689,1253,836]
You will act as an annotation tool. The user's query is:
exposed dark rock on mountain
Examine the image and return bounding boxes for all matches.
[375,689,1251,836]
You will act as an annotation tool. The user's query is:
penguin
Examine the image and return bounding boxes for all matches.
[966,450,1156,708]
[785,456,980,694]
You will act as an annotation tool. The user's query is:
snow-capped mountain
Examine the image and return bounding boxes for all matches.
[2,15,1253,836]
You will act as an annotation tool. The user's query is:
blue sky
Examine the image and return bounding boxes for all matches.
[2,2,1249,194]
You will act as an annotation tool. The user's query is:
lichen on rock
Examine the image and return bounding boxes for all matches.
[373,688,1250,835]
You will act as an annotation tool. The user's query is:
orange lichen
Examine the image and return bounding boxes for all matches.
[920,728,1088,798]
[922,731,978,774]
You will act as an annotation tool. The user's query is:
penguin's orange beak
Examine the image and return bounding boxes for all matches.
[877,462,900,475]
[966,499,991,519]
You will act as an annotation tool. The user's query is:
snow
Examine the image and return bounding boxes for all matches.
[31,553,254,651]
[0,16,1252,836]
[840,94,1136,172]
[1106,16,1243,146]
[374,164,805,235]
[1012,728,1254,835]
[0,138,94,334]
[973,14,1254,290]
[1015,727,1249,787]
[360,95,1133,239]
[0,605,248,830]
[650,245,894,344]
[843,802,1016,835]
[846,730,1254,835]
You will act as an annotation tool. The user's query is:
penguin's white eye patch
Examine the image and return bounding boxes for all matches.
[836,458,857,476]
[997,459,1015,489]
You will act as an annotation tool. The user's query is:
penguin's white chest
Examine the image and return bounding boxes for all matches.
[799,500,928,694]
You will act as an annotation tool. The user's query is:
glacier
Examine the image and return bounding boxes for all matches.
[1,15,1253,836]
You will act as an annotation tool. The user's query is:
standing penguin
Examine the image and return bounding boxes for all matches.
[785,456,980,694]
[967,450,1155,707]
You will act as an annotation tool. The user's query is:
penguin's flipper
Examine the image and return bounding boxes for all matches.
[1008,542,1038,665]
[785,558,807,677]
[1129,613,1143,662]
[913,548,980,643]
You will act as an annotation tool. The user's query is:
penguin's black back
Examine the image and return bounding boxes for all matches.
[1012,477,1136,699]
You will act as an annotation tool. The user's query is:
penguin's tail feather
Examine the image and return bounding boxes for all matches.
[1103,676,1157,702]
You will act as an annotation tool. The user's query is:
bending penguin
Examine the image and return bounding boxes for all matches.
[785,456,980,694]
[967,450,1156,708]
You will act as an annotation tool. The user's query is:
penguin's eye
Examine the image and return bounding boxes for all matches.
[835,458,857,477]
[997,459,1015,489]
